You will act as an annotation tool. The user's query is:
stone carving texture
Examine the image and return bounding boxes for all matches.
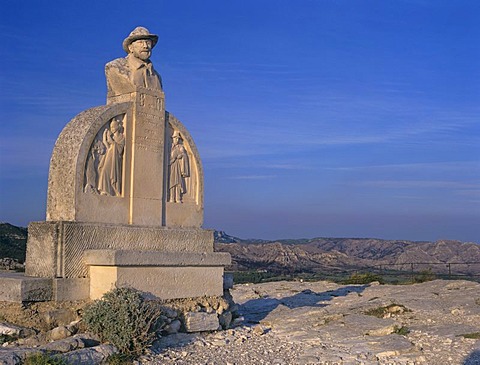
[25,222,59,278]
[25,221,215,278]
[168,131,190,203]
[46,103,131,222]
[98,118,125,196]
[166,113,203,204]
[105,27,162,99]
[84,115,126,196]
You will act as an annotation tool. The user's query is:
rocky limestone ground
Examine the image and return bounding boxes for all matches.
[142,279,480,365]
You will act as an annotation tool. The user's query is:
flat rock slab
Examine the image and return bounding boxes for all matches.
[0,349,22,365]
[59,344,117,365]
[0,323,35,337]
[147,279,478,365]
[343,314,397,336]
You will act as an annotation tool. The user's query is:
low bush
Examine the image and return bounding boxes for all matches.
[460,332,480,339]
[0,334,17,346]
[364,303,410,318]
[23,352,68,365]
[393,325,410,336]
[82,287,162,356]
[412,268,436,283]
[106,353,136,365]
[343,272,384,285]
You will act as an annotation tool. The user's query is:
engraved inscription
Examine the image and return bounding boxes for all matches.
[136,143,163,153]
[137,111,159,121]
[139,93,163,111]
[134,110,164,152]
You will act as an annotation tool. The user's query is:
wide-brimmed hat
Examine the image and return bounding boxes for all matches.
[122,26,158,53]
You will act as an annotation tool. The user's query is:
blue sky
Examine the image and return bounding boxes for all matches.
[1,1,479,242]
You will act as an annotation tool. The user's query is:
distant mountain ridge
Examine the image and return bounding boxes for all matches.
[213,230,269,244]
[214,235,480,276]
[1,223,478,276]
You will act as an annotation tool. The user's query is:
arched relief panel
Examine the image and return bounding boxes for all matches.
[165,126,197,204]
[46,102,132,224]
[84,114,126,197]
[165,112,204,228]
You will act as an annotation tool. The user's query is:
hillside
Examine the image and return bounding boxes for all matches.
[0,223,27,263]
[215,236,480,276]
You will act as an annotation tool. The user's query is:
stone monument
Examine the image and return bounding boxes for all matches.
[0,26,230,302]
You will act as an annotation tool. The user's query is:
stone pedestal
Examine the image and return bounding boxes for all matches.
[85,250,230,300]
[26,221,214,278]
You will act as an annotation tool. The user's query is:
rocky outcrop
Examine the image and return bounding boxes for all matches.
[0,292,238,365]
[143,279,480,365]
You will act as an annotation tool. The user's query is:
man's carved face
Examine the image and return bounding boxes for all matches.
[128,39,153,61]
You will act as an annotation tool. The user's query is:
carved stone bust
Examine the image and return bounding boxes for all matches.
[105,26,163,98]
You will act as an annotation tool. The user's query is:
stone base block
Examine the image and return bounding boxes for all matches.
[89,266,225,300]
[84,250,231,266]
[0,273,91,302]
[25,221,214,278]
[0,272,52,302]
[86,250,231,300]
[53,278,90,301]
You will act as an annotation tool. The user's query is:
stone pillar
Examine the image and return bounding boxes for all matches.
[128,88,166,225]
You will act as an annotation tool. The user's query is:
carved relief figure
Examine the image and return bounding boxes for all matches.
[169,131,190,203]
[105,26,163,98]
[97,118,125,196]
[84,140,106,193]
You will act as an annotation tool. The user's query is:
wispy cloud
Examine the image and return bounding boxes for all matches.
[192,96,479,161]
[454,190,480,198]
[228,175,277,180]
[326,161,480,172]
[353,180,480,189]
[267,163,312,170]
[205,157,315,171]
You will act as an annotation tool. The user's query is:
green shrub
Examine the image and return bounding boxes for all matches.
[82,287,162,356]
[23,352,68,365]
[364,303,410,318]
[0,334,17,346]
[412,268,436,283]
[460,332,480,339]
[106,353,135,365]
[343,272,384,285]
[393,325,410,336]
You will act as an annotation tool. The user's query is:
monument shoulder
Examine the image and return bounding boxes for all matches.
[105,57,128,75]
[105,57,134,98]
